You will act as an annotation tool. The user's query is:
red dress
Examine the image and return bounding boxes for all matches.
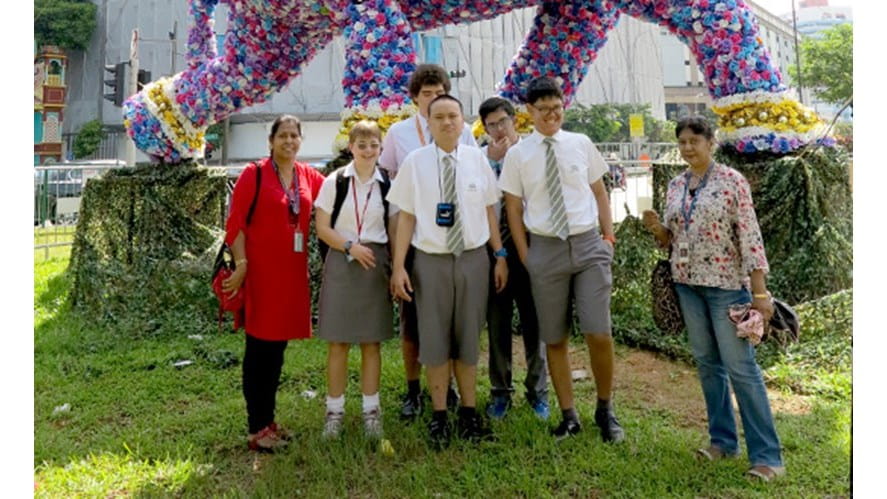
[225,157,325,341]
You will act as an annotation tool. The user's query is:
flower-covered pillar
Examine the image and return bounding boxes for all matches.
[123,0,351,163]
[334,0,416,154]
[617,0,827,153]
[482,1,622,138]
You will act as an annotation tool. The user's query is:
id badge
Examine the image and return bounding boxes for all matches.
[436,202,455,227]
[677,241,690,264]
[294,232,304,253]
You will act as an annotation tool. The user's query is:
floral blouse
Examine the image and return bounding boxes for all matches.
[663,163,768,290]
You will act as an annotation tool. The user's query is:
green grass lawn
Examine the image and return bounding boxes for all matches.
[34,256,851,497]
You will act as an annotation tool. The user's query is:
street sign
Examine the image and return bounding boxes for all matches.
[629,114,644,138]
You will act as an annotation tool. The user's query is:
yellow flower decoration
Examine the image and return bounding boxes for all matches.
[713,99,824,134]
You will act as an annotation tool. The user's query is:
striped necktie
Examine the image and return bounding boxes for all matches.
[543,137,570,240]
[442,155,465,255]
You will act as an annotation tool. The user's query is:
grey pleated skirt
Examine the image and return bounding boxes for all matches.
[316,242,395,343]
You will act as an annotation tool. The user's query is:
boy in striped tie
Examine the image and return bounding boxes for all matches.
[388,94,508,449]
[498,77,625,443]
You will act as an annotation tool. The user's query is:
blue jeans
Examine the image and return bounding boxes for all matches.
[675,283,783,467]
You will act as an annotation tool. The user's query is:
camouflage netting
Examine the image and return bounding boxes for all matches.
[69,164,229,335]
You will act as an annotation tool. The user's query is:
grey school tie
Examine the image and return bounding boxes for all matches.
[543,137,570,239]
[442,155,465,255]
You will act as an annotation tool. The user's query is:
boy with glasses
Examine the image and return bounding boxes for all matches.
[498,77,625,443]
[478,97,549,420]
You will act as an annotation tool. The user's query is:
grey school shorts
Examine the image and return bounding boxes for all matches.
[525,229,613,344]
[411,246,489,367]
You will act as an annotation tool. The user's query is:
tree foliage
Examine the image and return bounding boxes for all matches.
[34,0,97,51]
[563,103,676,143]
[789,24,853,105]
[72,119,105,159]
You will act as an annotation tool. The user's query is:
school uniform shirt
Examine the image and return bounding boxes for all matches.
[379,114,478,177]
[386,144,500,254]
[498,129,608,237]
[314,162,398,245]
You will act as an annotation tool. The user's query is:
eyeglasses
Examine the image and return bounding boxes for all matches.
[484,116,513,131]
[531,104,564,116]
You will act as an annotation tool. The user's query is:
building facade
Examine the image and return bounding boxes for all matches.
[659,0,801,121]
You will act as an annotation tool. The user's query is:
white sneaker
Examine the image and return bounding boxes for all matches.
[363,407,383,439]
[323,410,344,439]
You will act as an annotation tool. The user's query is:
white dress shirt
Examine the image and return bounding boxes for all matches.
[379,114,478,177]
[386,144,500,254]
[498,129,608,237]
[314,163,397,244]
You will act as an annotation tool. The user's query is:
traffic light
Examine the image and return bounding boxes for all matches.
[103,62,126,107]
[137,69,152,90]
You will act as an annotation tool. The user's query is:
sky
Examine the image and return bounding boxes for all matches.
[751,0,857,17]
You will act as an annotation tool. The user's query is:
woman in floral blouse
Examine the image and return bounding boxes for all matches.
[642,117,784,481]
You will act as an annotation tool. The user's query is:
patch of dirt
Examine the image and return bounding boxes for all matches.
[490,336,810,429]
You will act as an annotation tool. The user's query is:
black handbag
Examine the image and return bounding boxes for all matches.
[763,298,800,346]
[650,258,684,335]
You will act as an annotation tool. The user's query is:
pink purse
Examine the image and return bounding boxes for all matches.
[728,303,765,346]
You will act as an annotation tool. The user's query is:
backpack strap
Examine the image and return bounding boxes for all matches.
[245,162,262,227]
[329,168,350,229]
[377,168,391,232]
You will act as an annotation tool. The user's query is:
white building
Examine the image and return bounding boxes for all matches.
[659,0,802,121]
[63,1,665,163]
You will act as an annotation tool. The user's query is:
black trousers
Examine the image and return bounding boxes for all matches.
[243,333,288,434]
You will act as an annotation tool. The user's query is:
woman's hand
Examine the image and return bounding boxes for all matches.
[390,266,413,302]
[751,295,774,323]
[493,258,508,293]
[221,265,247,296]
[350,243,376,270]
[641,210,661,233]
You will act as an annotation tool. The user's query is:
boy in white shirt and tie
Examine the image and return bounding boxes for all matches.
[499,77,625,443]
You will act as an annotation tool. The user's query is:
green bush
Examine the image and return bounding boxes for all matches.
[72,119,104,159]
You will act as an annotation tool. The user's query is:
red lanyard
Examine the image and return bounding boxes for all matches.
[352,176,373,240]
[415,116,427,146]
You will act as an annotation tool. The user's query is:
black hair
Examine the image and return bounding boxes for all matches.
[269,114,302,140]
[675,116,715,141]
[427,94,463,115]
[525,76,563,105]
[408,64,452,97]
[478,97,515,124]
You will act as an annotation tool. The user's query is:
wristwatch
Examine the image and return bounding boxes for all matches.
[494,247,508,259]
[343,240,353,256]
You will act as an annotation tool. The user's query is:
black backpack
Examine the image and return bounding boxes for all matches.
[318,167,391,262]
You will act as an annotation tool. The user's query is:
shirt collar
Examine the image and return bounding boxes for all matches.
[343,162,384,184]
[434,143,460,161]
[530,129,565,144]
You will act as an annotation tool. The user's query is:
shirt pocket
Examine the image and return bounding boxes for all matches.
[562,162,590,189]
[461,172,489,209]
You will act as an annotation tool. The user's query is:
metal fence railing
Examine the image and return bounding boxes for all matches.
[34,156,685,261]
[34,161,129,260]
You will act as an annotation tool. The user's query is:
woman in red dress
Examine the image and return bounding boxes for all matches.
[222,115,325,452]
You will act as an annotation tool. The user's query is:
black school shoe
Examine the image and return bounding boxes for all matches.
[594,407,625,443]
[428,416,452,451]
[456,413,495,442]
[552,418,582,441]
[400,391,424,421]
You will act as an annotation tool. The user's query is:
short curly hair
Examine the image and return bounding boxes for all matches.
[408,64,452,98]
[675,116,715,141]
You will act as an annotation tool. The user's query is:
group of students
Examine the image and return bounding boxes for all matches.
[223,64,784,481]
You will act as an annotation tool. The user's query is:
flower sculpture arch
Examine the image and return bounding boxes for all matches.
[123,0,828,164]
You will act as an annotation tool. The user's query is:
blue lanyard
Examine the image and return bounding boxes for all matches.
[272,159,300,220]
[681,163,714,232]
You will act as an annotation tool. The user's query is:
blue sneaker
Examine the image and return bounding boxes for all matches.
[486,396,511,419]
[530,399,550,420]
